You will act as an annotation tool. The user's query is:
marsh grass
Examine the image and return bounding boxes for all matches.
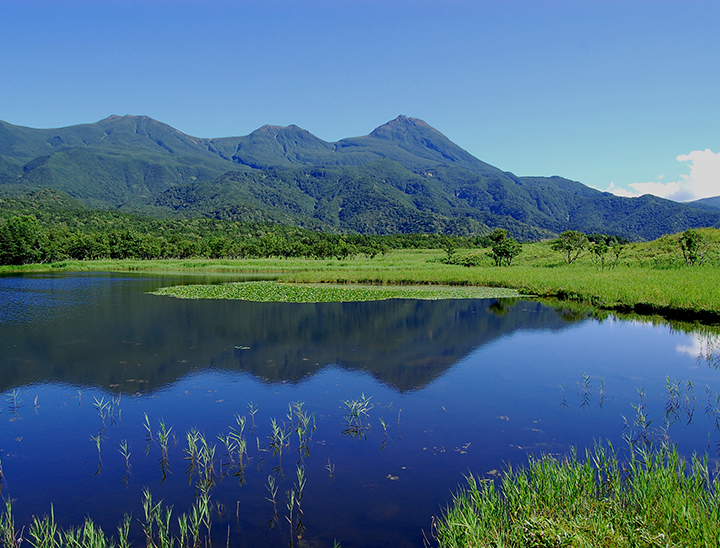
[138,236,720,314]
[341,394,373,439]
[435,443,720,548]
[6,229,720,314]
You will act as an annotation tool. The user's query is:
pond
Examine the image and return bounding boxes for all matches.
[1,272,719,547]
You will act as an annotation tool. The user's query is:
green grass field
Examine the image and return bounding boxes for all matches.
[4,228,720,316]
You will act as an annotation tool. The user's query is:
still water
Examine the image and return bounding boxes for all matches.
[1,273,719,547]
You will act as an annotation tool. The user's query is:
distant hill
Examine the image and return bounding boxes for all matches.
[689,196,720,211]
[1,114,719,240]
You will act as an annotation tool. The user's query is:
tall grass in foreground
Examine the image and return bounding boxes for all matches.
[435,443,720,548]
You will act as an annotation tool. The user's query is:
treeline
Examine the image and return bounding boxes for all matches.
[0,213,490,265]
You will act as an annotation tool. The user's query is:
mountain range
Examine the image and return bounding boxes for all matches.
[1,114,718,240]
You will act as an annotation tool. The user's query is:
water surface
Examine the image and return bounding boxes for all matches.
[1,273,719,547]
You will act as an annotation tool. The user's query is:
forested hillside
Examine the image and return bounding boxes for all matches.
[1,115,718,240]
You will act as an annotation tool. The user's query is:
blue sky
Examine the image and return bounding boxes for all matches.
[1,0,718,200]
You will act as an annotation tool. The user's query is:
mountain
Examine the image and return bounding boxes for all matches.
[0,115,251,208]
[1,114,719,240]
[689,196,720,211]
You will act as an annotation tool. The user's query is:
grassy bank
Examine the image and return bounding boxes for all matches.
[435,444,720,547]
[3,229,720,316]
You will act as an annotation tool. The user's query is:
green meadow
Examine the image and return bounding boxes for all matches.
[6,228,720,316]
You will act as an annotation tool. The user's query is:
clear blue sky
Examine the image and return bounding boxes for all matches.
[1,0,718,200]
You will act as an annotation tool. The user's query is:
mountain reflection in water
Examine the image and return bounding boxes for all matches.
[0,273,586,393]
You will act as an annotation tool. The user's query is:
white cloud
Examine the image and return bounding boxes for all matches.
[676,338,701,358]
[603,181,640,198]
[603,149,720,202]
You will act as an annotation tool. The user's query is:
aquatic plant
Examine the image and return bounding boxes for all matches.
[93,397,112,429]
[559,383,568,409]
[196,434,218,496]
[265,475,278,510]
[0,499,21,548]
[139,489,211,548]
[378,417,390,451]
[341,393,373,439]
[579,372,591,409]
[6,389,21,416]
[434,443,720,548]
[247,402,258,429]
[90,433,103,475]
[268,418,290,462]
[152,281,518,304]
[184,428,201,484]
[623,388,654,450]
[156,418,173,458]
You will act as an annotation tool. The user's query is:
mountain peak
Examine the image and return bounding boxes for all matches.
[254,124,309,136]
[370,115,434,139]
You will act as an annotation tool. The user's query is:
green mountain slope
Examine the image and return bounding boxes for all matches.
[1,114,719,240]
[689,196,720,211]
[0,115,250,206]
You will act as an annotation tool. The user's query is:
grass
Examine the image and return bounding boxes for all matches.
[435,443,720,548]
[4,228,720,315]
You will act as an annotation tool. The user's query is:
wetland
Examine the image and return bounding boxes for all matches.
[2,271,720,547]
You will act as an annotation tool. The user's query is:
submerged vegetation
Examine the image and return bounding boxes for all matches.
[435,443,720,548]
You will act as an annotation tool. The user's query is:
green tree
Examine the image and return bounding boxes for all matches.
[679,229,704,266]
[0,215,45,265]
[589,242,610,271]
[551,230,589,264]
[488,229,521,266]
[442,238,457,263]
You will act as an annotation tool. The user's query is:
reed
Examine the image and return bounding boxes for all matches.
[378,417,389,451]
[93,397,111,429]
[265,475,278,511]
[623,388,654,449]
[559,383,568,409]
[579,372,591,409]
[29,505,58,548]
[15,503,131,548]
[247,402,258,429]
[6,389,21,416]
[119,440,131,468]
[341,394,373,439]
[196,434,218,496]
[90,433,103,475]
[0,500,20,548]
[435,443,720,547]
[156,418,173,459]
[268,418,290,463]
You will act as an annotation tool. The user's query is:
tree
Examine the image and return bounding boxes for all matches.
[589,242,610,271]
[551,230,589,264]
[488,229,521,266]
[488,229,508,244]
[0,215,45,265]
[679,229,704,266]
[442,238,457,263]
